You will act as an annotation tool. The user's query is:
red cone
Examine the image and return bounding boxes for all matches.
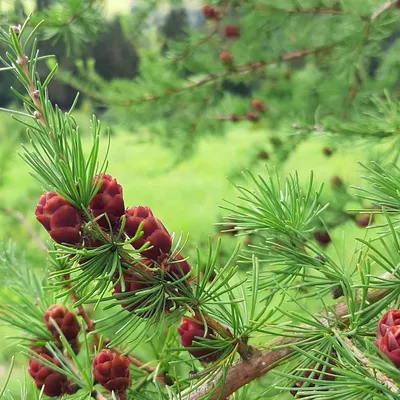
[90,174,125,229]
[44,305,80,352]
[93,349,131,392]
[29,354,68,397]
[35,192,82,244]
[178,315,221,363]
[125,206,172,261]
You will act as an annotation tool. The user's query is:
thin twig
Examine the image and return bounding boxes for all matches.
[255,5,365,17]
[371,0,398,22]
[63,43,339,108]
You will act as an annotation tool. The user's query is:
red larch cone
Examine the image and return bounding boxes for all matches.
[125,206,172,261]
[35,192,83,244]
[29,353,69,397]
[223,25,240,39]
[178,315,222,363]
[93,349,131,392]
[90,174,125,230]
[44,304,81,352]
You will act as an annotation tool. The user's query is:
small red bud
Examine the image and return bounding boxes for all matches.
[323,147,333,157]
[377,326,400,367]
[220,51,234,66]
[44,305,81,353]
[258,151,269,160]
[178,315,222,363]
[313,231,331,247]
[202,5,220,20]
[90,174,125,230]
[29,354,69,397]
[355,212,374,227]
[93,350,131,392]
[246,112,259,122]
[35,192,83,245]
[125,206,172,261]
[223,25,240,39]
[331,176,343,188]
[251,99,265,112]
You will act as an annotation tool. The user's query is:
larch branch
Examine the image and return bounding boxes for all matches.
[187,274,395,399]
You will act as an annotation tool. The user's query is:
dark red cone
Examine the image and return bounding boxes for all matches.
[93,349,131,392]
[29,353,68,397]
[313,231,331,247]
[44,305,80,352]
[35,192,82,244]
[202,5,220,20]
[113,271,153,316]
[355,213,374,228]
[377,326,400,368]
[247,112,260,122]
[125,206,172,261]
[251,99,265,112]
[178,315,221,363]
[223,25,240,39]
[90,174,125,230]
[220,51,234,67]
[377,310,400,340]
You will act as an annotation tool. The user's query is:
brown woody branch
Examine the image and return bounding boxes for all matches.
[64,43,339,108]
[255,5,365,17]
[187,273,395,399]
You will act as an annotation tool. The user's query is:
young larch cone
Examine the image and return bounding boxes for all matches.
[377,310,400,340]
[313,231,331,247]
[223,25,240,38]
[35,192,83,244]
[29,353,69,397]
[355,213,374,228]
[178,315,221,363]
[220,51,234,66]
[331,176,343,188]
[44,305,80,352]
[247,112,260,122]
[258,151,269,160]
[93,349,131,392]
[125,206,172,261]
[90,174,125,229]
[377,326,400,367]
[323,147,333,156]
[202,5,220,20]
[251,99,265,112]
[113,271,153,316]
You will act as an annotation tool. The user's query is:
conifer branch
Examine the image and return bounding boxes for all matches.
[371,0,398,22]
[340,335,398,393]
[188,273,396,399]
[64,43,339,107]
[345,0,397,114]
[255,5,365,17]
